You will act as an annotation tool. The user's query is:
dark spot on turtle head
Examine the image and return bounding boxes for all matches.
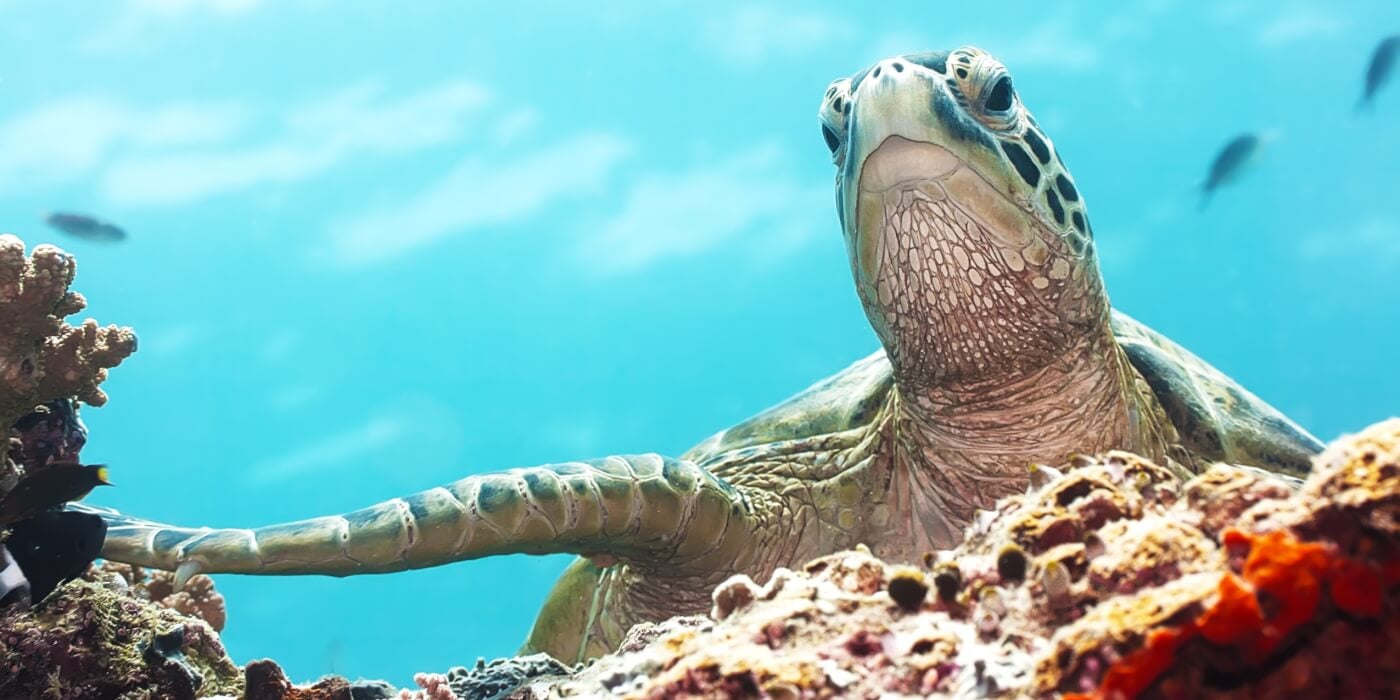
[932,89,997,151]
[892,61,904,72]
[904,50,949,74]
[849,64,875,91]
[833,96,844,113]
[826,86,837,98]
[873,65,883,80]
[955,67,969,79]
[1067,231,1088,256]
[1000,140,1041,187]
[1071,210,1086,235]
[1024,128,1051,164]
[1055,173,1079,202]
[957,54,971,65]
[1045,188,1065,225]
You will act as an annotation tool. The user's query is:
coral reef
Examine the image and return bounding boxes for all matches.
[1,566,402,699]
[231,659,395,700]
[0,229,1391,698]
[0,234,135,494]
[396,656,576,700]
[468,419,1398,699]
[0,577,242,698]
[92,561,229,633]
[8,398,87,477]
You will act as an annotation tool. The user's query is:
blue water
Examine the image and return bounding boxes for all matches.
[1,0,1396,687]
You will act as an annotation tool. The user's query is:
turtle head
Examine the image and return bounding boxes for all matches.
[820,47,1107,389]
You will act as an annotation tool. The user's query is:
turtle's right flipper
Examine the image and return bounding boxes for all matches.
[73,454,764,586]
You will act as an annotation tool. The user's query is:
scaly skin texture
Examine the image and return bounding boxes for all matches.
[79,47,1324,664]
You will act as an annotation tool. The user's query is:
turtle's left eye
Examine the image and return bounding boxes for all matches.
[821,124,841,154]
[984,76,1014,112]
[818,77,852,166]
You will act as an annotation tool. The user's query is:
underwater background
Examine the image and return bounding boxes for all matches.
[1,0,1397,687]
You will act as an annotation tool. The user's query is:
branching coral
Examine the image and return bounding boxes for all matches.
[396,673,458,700]
[0,234,135,492]
[464,419,1398,699]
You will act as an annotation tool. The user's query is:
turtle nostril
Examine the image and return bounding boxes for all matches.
[873,66,882,79]
[892,62,904,72]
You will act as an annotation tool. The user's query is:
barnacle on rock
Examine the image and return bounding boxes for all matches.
[886,565,929,612]
[1041,559,1074,613]
[996,542,1029,583]
[932,561,963,604]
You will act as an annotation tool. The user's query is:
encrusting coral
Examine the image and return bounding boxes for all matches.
[440,419,1398,699]
[0,234,135,493]
[89,561,229,633]
[0,577,242,698]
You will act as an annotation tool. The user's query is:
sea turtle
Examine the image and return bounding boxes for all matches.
[80,47,1322,664]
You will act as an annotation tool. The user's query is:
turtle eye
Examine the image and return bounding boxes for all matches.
[950,47,1020,132]
[984,76,1014,112]
[818,77,852,165]
[821,124,841,154]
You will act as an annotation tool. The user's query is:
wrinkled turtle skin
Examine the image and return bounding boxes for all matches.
[77,47,1322,664]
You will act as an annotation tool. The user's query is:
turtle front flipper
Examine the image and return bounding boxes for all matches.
[74,454,765,586]
[1112,311,1324,476]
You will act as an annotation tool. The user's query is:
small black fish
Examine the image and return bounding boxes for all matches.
[42,211,127,242]
[2,510,107,603]
[0,463,111,526]
[1200,133,1260,210]
[1359,35,1400,112]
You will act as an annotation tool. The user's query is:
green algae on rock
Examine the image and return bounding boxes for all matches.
[0,577,241,699]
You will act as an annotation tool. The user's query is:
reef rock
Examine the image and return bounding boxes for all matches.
[92,561,230,633]
[438,419,1399,699]
[0,577,242,699]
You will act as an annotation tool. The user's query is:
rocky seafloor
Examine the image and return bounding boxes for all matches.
[417,419,1397,700]
[0,234,1396,699]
